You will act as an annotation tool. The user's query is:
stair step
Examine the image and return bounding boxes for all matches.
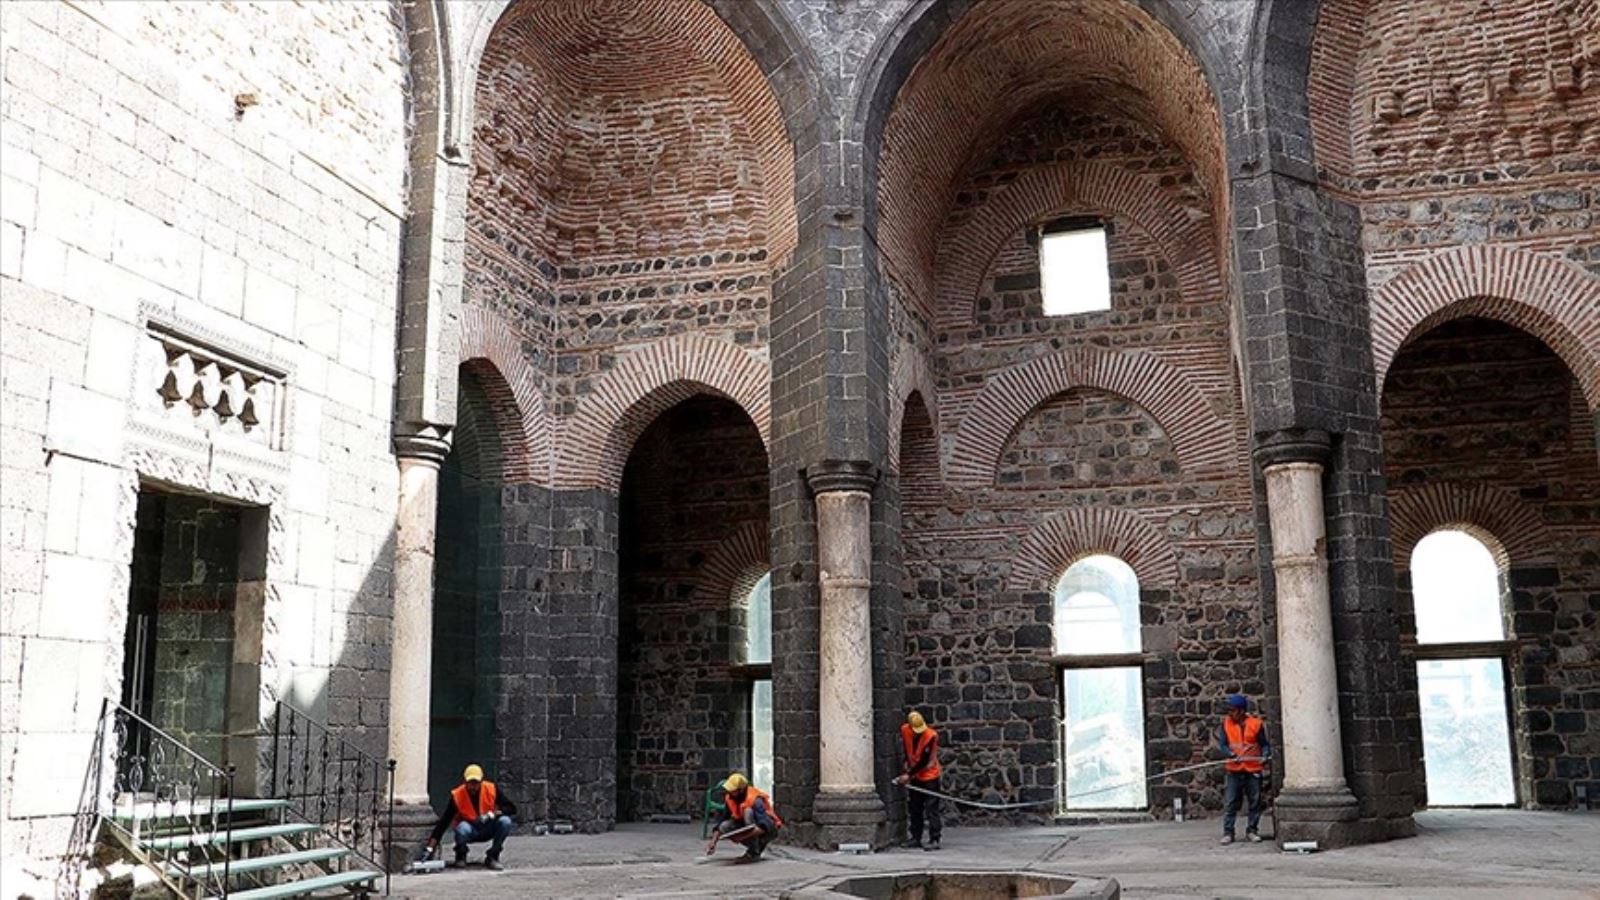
[113,797,290,822]
[210,869,380,900]
[168,846,352,880]
[140,822,321,851]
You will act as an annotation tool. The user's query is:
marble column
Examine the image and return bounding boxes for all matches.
[1257,432,1358,844]
[385,432,449,868]
[806,461,888,848]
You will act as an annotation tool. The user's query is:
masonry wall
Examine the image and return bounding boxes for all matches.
[617,396,770,820]
[894,100,1257,821]
[1382,319,1600,808]
[0,0,408,869]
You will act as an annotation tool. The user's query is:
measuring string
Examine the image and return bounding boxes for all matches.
[897,757,1267,811]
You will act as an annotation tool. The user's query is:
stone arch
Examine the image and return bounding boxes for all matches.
[694,520,771,604]
[933,160,1222,329]
[557,334,770,491]
[1243,0,1321,171]
[458,306,549,483]
[1388,482,1555,571]
[1371,246,1600,412]
[1007,506,1180,592]
[947,348,1236,487]
[887,348,942,478]
[455,0,818,268]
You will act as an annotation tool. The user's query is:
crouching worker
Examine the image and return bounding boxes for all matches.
[425,764,518,870]
[704,773,782,862]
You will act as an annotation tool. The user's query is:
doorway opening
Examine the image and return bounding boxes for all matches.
[122,487,267,781]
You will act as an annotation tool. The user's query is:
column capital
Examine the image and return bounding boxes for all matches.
[393,423,452,466]
[1253,427,1331,470]
[804,459,879,496]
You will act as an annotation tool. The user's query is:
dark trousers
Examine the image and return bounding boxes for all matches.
[908,775,942,842]
[1222,771,1263,836]
[719,805,780,856]
[453,816,513,858]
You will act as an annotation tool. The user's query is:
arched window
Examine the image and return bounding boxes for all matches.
[739,573,774,790]
[1409,529,1515,806]
[1053,555,1146,811]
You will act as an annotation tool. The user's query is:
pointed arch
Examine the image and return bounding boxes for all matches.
[947,348,1236,487]
[693,520,771,604]
[1008,506,1179,592]
[1371,246,1600,412]
[557,334,770,491]
[887,348,942,478]
[458,306,548,483]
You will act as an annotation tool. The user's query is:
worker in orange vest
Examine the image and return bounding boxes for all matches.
[893,710,942,850]
[1216,694,1270,845]
[705,772,784,861]
[424,764,518,870]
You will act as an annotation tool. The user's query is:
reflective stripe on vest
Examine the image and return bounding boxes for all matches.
[901,724,942,781]
[1224,717,1264,773]
[726,786,783,828]
[451,781,498,824]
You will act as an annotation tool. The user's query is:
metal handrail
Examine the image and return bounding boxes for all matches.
[269,700,396,893]
[100,700,237,899]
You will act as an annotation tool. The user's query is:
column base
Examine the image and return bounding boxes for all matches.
[1273,786,1360,849]
[813,790,889,850]
[384,799,440,873]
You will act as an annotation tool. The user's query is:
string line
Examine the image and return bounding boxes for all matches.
[898,757,1268,811]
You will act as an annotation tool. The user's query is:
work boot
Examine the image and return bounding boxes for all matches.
[449,849,468,868]
[1246,831,1263,844]
[739,847,762,863]
[900,838,922,850]
[924,839,941,852]
[485,854,504,871]
[1219,834,1234,845]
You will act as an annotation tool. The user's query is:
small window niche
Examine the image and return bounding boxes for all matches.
[1037,218,1111,317]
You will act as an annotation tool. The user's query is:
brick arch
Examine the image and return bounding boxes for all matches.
[1388,482,1555,571]
[557,334,770,491]
[947,348,1236,487]
[460,0,811,268]
[1007,506,1179,592]
[933,161,1220,329]
[459,306,549,483]
[693,521,771,604]
[887,348,942,478]
[1372,246,1600,412]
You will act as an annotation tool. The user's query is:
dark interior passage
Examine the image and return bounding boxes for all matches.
[616,394,770,820]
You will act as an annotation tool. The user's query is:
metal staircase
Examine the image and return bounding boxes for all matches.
[92,701,391,899]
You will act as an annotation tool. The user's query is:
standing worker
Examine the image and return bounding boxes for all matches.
[705,773,783,862]
[1217,694,1270,845]
[424,764,519,870]
[894,710,942,851]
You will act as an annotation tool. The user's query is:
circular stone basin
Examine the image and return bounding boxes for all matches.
[816,870,1118,900]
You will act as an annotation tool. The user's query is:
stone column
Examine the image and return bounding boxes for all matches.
[385,431,449,868]
[1257,432,1358,844]
[806,461,888,848]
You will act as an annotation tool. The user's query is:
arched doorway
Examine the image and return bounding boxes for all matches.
[615,394,770,820]
[1382,317,1600,808]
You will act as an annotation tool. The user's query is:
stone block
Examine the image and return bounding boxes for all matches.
[35,165,113,255]
[112,202,201,296]
[198,245,245,316]
[243,266,297,337]
[37,552,114,642]
[0,222,21,278]
[44,379,124,464]
[20,230,67,294]
[83,314,138,400]
[7,732,96,817]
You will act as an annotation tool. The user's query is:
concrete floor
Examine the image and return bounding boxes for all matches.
[390,810,1600,899]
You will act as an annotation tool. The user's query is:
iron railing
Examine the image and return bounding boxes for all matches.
[269,701,395,893]
[100,700,236,899]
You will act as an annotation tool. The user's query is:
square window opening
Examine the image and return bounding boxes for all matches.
[1039,223,1111,317]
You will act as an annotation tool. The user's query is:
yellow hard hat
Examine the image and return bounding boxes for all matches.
[907,711,927,734]
[723,772,748,792]
[463,764,484,783]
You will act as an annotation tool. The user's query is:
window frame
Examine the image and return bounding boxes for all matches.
[1034,215,1113,318]
[731,570,774,788]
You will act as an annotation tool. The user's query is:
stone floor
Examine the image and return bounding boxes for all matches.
[391,810,1600,899]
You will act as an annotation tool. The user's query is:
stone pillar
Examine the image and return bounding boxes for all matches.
[805,461,888,848]
[386,432,449,868]
[1257,433,1358,845]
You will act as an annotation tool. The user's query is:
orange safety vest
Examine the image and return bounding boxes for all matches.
[901,724,942,781]
[1224,717,1265,773]
[726,786,783,828]
[451,781,498,825]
